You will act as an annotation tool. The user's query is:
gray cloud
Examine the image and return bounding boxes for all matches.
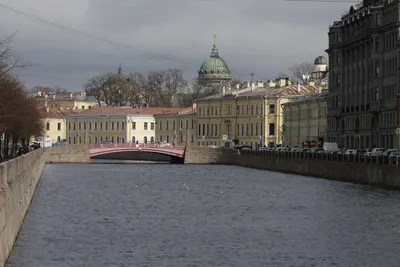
[0,0,351,90]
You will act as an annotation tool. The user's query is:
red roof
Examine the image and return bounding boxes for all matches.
[70,106,188,116]
[38,106,81,119]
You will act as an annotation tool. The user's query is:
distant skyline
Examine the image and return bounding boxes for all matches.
[0,0,356,90]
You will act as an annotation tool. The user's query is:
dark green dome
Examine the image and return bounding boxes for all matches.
[198,45,231,85]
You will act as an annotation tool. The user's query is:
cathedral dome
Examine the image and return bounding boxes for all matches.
[198,37,231,85]
[314,56,327,65]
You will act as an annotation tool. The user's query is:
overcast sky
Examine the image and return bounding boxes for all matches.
[0,0,355,90]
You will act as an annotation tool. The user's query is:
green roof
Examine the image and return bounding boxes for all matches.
[198,48,230,75]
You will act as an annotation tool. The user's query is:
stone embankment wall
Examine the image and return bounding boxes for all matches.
[0,149,46,267]
[45,145,90,163]
[0,145,90,266]
[184,147,400,188]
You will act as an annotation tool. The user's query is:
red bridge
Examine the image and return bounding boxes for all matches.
[88,143,186,158]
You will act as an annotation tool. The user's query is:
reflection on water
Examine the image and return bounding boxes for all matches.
[6,164,400,267]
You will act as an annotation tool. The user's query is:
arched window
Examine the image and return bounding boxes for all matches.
[166,135,169,143]
[144,136,148,144]
[122,137,125,143]
[132,136,136,143]
[117,137,120,143]
[150,136,154,143]
[57,136,61,142]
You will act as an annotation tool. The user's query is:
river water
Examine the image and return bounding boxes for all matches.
[6,163,400,266]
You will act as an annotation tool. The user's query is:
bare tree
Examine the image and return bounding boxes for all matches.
[84,73,113,106]
[162,69,187,107]
[0,34,29,78]
[189,79,220,102]
[0,77,43,159]
[288,62,315,83]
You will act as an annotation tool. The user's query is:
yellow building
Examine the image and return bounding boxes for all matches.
[282,91,328,148]
[154,105,197,146]
[39,106,78,144]
[65,107,185,145]
[36,92,98,110]
[195,78,319,149]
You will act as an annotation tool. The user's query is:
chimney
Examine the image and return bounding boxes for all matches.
[222,86,226,94]
[308,81,315,86]
[46,106,49,113]
[266,80,275,87]
[37,91,42,97]
[44,94,48,98]
[70,93,73,98]
[251,82,255,91]
[192,102,197,110]
[52,94,56,99]
[297,82,301,93]
[44,101,48,107]
[236,83,240,89]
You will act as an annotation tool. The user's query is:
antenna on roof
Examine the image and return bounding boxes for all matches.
[250,73,255,83]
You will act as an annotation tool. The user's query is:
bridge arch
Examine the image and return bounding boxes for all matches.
[88,143,185,163]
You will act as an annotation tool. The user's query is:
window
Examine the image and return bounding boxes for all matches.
[185,120,188,129]
[105,122,108,130]
[173,120,175,130]
[79,122,81,131]
[111,122,114,130]
[84,122,86,130]
[46,122,50,131]
[166,121,169,130]
[375,37,381,52]
[122,122,125,130]
[89,123,92,131]
[150,136,154,143]
[151,122,154,130]
[132,122,136,130]
[57,123,61,131]
[376,14,381,26]
[144,122,148,130]
[375,62,380,77]
[82,105,85,109]
[68,122,71,131]
[132,136,136,143]
[159,135,162,142]
[191,120,194,129]
[269,123,275,136]
[269,104,275,114]
[57,136,61,142]
[116,122,119,130]
[159,121,162,130]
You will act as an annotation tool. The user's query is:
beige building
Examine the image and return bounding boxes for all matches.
[65,107,185,145]
[195,78,320,149]
[154,105,197,146]
[282,91,328,148]
[38,106,78,144]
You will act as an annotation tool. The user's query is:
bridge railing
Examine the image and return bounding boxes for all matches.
[88,143,185,151]
[231,149,400,166]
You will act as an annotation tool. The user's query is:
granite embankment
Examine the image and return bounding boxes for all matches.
[184,147,400,188]
[0,145,90,266]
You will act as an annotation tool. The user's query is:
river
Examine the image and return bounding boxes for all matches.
[6,163,400,266]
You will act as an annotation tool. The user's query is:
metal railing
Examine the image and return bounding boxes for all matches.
[231,149,400,166]
[88,143,186,151]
